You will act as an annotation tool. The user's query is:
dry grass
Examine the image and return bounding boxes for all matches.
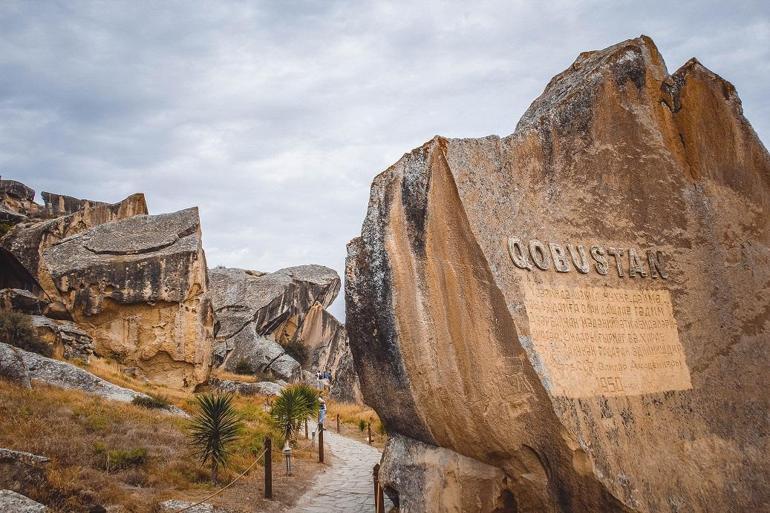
[326,401,387,448]
[0,378,318,513]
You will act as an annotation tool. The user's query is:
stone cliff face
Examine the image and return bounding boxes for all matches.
[43,208,214,389]
[346,36,769,513]
[210,265,360,398]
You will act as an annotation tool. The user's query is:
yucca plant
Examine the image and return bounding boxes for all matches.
[270,384,320,443]
[188,393,242,484]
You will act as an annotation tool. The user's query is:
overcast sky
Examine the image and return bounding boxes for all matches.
[1,1,768,318]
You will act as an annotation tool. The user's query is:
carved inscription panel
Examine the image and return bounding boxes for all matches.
[521,282,692,397]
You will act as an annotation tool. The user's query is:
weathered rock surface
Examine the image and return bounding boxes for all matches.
[210,378,284,396]
[304,304,362,402]
[209,265,340,377]
[29,315,94,361]
[0,449,49,496]
[0,342,186,414]
[42,208,214,389]
[1,192,147,298]
[0,180,39,222]
[347,36,769,513]
[41,191,107,217]
[0,490,48,513]
[0,343,31,388]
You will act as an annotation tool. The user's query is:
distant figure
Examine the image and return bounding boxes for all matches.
[318,397,327,426]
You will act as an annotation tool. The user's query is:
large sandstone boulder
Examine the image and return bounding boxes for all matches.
[42,208,213,388]
[346,37,769,513]
[303,304,362,402]
[209,265,340,376]
[1,193,147,298]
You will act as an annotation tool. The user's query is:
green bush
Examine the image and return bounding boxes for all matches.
[358,419,367,432]
[270,384,319,443]
[0,311,52,357]
[189,393,242,484]
[106,448,148,471]
[132,394,170,410]
[282,339,308,366]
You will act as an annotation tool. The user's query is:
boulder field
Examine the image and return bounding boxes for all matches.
[346,36,769,512]
[1,182,360,395]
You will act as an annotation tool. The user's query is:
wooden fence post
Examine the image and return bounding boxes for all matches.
[373,463,382,513]
[368,422,372,445]
[264,437,272,499]
[305,418,308,439]
[336,414,340,433]
[318,423,325,463]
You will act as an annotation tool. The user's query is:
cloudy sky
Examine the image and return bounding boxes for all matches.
[1,1,768,317]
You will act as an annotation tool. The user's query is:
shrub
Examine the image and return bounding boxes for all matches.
[188,393,242,484]
[132,394,170,410]
[270,384,319,443]
[358,419,366,432]
[106,448,147,471]
[233,359,254,375]
[0,311,52,356]
[282,339,309,366]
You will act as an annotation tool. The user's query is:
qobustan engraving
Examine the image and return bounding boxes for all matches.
[508,237,669,279]
[521,283,691,397]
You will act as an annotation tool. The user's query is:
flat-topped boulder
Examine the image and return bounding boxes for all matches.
[1,193,147,298]
[347,36,769,513]
[42,208,213,389]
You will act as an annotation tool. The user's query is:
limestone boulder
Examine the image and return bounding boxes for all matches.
[0,490,47,513]
[209,265,339,371]
[40,191,107,217]
[42,208,213,388]
[1,193,147,298]
[0,343,31,388]
[347,37,769,513]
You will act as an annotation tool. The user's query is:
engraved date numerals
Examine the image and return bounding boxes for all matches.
[598,376,624,394]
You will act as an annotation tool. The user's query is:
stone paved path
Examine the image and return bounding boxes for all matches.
[289,429,392,513]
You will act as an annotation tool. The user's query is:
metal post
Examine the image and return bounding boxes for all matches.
[336,414,340,433]
[264,437,272,499]
[318,423,325,463]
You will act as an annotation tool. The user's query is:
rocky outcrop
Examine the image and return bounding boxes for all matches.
[210,378,285,396]
[209,265,340,377]
[0,180,39,222]
[42,208,214,388]
[0,342,186,414]
[40,191,106,217]
[0,343,31,388]
[0,490,47,513]
[347,37,769,513]
[0,449,49,497]
[1,192,147,298]
[304,305,362,402]
[29,316,93,361]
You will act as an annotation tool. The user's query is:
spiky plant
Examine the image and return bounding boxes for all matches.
[270,384,319,443]
[188,393,242,484]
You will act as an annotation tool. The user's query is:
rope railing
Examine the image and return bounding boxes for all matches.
[174,446,269,513]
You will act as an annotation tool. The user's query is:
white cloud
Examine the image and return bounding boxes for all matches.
[1,0,768,321]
